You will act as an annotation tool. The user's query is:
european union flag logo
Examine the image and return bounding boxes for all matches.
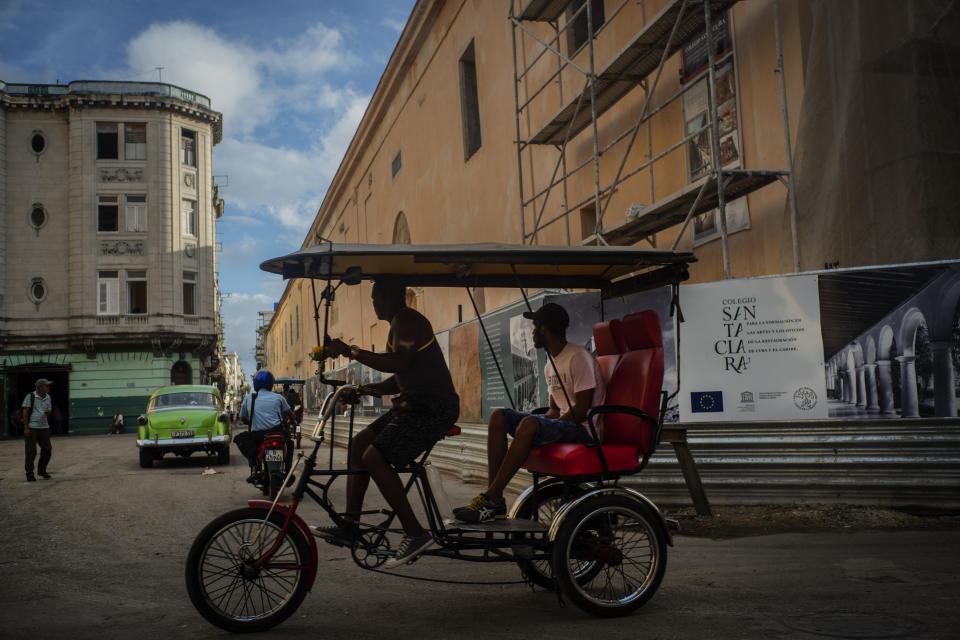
[691,391,723,413]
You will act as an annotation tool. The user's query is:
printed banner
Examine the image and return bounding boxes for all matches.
[678,274,829,421]
[479,293,548,421]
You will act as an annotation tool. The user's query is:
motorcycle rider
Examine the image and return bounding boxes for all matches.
[283,383,303,424]
[237,370,294,480]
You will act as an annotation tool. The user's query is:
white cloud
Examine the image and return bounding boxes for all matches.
[218,233,264,267]
[122,20,371,234]
[119,18,377,374]
[265,23,352,76]
[221,291,276,380]
[317,90,370,161]
[123,20,356,138]
[125,21,272,136]
[219,214,261,226]
[215,137,324,229]
[380,17,406,34]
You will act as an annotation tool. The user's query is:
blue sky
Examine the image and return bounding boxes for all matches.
[0,0,416,379]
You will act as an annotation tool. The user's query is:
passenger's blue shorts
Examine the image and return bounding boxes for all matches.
[497,407,593,446]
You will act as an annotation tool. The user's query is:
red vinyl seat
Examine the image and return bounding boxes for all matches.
[522,310,664,477]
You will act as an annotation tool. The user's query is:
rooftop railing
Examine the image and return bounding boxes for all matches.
[0,80,212,109]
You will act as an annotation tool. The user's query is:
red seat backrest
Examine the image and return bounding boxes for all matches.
[599,310,663,456]
[592,318,626,384]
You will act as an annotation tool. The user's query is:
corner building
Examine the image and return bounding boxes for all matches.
[1,80,223,435]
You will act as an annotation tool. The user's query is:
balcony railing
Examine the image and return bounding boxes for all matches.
[1,80,212,109]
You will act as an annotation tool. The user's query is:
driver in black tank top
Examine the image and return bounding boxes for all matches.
[317,277,459,568]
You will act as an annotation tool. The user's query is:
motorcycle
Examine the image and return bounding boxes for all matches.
[290,404,303,449]
[274,377,306,449]
[248,425,293,500]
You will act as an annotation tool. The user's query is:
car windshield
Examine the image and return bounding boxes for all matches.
[149,392,220,411]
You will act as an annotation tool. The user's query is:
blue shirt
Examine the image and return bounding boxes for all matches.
[238,390,290,432]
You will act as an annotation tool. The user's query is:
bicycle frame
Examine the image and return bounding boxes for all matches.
[246,384,563,576]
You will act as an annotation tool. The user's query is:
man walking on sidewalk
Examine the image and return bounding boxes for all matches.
[22,378,54,482]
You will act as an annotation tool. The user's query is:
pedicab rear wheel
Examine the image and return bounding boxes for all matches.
[185,507,312,633]
[551,495,666,617]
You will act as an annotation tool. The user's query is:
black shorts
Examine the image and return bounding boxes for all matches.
[370,395,459,467]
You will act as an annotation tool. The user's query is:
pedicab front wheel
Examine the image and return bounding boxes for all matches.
[551,494,667,617]
[185,507,312,633]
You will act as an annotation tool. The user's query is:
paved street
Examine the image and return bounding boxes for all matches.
[1,432,959,639]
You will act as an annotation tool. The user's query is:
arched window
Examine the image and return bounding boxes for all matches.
[392,212,418,309]
[171,360,193,385]
[392,212,411,245]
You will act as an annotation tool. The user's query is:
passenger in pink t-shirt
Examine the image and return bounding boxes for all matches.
[454,303,606,524]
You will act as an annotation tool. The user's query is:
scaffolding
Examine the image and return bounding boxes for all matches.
[510,0,800,277]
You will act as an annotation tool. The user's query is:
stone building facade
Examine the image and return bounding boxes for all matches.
[1,80,223,436]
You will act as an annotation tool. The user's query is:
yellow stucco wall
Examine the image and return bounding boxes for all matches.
[265,0,811,383]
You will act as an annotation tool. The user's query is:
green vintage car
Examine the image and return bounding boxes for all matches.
[136,385,232,468]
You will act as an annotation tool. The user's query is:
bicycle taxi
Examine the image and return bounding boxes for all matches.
[186,242,695,632]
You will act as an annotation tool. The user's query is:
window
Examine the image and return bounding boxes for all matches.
[295,306,300,340]
[98,271,119,315]
[30,131,46,154]
[29,204,47,229]
[182,199,197,236]
[183,271,197,315]
[580,203,597,241]
[28,277,47,304]
[125,123,146,160]
[97,122,119,159]
[125,195,147,232]
[181,129,196,166]
[126,270,147,314]
[98,195,119,232]
[459,40,482,160]
[567,0,605,53]
[391,150,402,178]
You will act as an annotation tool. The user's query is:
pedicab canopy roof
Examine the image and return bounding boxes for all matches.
[260,243,696,298]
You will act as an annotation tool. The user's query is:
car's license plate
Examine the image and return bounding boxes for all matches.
[264,450,283,461]
[172,430,194,438]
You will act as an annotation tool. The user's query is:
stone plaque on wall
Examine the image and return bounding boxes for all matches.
[100,240,144,256]
[99,167,144,183]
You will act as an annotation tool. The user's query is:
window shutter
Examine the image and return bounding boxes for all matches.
[99,278,119,315]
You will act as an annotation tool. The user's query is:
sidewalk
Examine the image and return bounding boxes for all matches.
[300,411,960,535]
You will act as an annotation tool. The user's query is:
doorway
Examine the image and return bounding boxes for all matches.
[3,367,70,437]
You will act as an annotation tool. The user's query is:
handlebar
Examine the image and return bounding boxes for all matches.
[319,375,347,388]
[309,384,382,443]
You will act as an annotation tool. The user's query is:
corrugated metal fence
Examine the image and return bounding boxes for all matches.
[307,412,960,510]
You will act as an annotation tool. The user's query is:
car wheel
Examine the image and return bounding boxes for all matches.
[139,448,155,468]
[217,445,230,465]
